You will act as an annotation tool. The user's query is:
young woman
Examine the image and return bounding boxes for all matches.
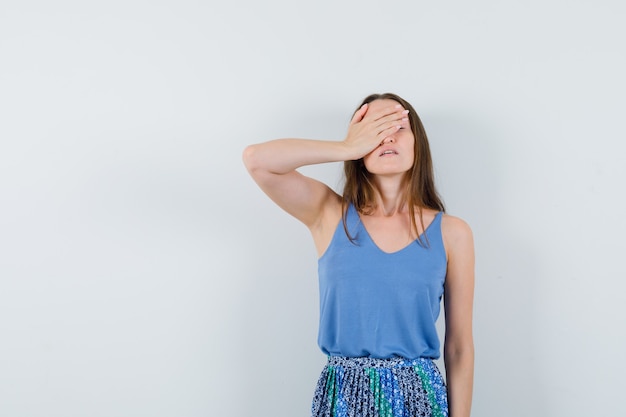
[243,93,474,417]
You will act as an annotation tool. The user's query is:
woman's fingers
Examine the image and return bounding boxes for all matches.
[355,104,406,131]
[375,108,409,128]
[379,123,403,139]
[367,105,408,135]
[368,104,407,122]
[376,113,408,136]
[353,103,406,126]
[349,103,369,125]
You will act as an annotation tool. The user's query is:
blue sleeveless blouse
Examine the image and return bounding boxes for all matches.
[317,204,447,359]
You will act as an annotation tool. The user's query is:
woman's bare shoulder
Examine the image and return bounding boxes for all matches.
[440,213,474,247]
[441,213,472,231]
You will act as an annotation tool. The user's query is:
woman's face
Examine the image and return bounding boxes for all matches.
[362,99,415,177]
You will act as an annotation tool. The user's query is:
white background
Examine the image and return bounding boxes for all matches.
[1,1,625,416]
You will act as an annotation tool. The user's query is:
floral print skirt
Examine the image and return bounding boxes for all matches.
[312,356,448,417]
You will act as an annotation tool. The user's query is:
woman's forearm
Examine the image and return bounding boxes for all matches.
[444,346,474,417]
[242,138,354,175]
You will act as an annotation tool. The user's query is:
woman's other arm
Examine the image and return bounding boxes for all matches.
[442,216,475,417]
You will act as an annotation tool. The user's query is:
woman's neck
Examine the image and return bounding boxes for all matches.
[371,175,407,216]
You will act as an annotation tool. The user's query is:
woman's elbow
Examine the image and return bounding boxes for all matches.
[444,339,474,363]
[242,144,261,173]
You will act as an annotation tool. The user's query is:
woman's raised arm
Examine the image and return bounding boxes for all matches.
[242,102,408,228]
[242,138,351,228]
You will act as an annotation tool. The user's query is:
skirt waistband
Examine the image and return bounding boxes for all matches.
[326,355,436,369]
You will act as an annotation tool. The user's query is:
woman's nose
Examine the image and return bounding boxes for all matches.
[382,135,395,144]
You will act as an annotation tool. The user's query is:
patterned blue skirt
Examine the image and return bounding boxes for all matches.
[312,356,448,417]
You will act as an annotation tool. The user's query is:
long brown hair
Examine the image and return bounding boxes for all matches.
[342,93,445,246]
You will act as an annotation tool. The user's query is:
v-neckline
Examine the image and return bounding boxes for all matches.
[356,211,441,255]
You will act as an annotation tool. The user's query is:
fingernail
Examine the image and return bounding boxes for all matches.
[403,110,409,114]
